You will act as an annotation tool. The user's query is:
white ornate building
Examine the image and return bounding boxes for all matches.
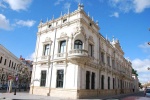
[30,4,134,99]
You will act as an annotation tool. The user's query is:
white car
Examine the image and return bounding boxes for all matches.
[145,88,150,97]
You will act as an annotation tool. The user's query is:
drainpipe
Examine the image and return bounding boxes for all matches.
[48,22,57,96]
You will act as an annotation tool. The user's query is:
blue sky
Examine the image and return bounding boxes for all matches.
[0,0,150,83]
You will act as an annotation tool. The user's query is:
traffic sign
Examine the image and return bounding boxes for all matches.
[8,75,13,80]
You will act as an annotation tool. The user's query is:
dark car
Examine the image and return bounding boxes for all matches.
[2,84,8,89]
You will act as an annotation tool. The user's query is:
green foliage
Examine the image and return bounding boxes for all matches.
[132,68,138,76]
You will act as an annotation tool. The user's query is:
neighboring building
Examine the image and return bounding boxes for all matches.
[132,74,139,92]
[0,44,22,85]
[0,44,30,89]
[30,4,133,99]
[19,56,33,88]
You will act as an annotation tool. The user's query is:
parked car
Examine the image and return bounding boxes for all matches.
[0,84,2,90]
[2,84,8,89]
[145,88,150,97]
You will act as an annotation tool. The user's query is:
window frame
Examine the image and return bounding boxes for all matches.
[56,69,64,88]
[40,70,47,87]
[74,40,83,49]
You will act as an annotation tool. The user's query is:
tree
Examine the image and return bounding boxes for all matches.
[132,68,138,76]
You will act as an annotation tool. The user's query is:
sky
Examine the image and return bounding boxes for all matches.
[0,0,150,84]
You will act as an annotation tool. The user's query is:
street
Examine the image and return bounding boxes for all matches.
[0,89,149,100]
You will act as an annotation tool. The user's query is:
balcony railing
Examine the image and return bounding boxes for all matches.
[36,56,50,62]
[56,53,66,57]
[69,49,88,56]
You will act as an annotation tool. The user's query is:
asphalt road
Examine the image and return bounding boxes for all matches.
[107,91,150,100]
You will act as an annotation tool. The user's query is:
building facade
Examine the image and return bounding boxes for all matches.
[0,44,31,91]
[132,74,139,92]
[30,5,133,99]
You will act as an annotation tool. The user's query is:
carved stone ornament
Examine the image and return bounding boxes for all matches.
[88,35,94,44]
[60,32,67,38]
[45,37,51,42]
[43,37,52,44]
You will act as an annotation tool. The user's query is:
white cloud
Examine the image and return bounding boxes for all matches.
[0,14,11,30]
[54,0,64,5]
[26,52,35,60]
[132,58,150,83]
[108,0,150,13]
[110,12,119,18]
[16,20,36,27]
[133,0,150,13]
[139,42,150,53]
[4,0,32,11]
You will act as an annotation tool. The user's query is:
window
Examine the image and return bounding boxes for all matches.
[12,62,13,68]
[9,60,11,67]
[86,71,90,89]
[56,70,64,88]
[89,44,93,57]
[112,60,115,68]
[40,70,47,86]
[89,23,92,26]
[113,78,115,89]
[108,77,110,89]
[4,59,6,65]
[14,63,16,69]
[43,44,50,56]
[59,41,66,53]
[101,75,104,89]
[74,40,82,49]
[0,56,2,63]
[63,19,67,23]
[91,72,95,89]
[48,24,52,28]
[107,56,110,66]
[101,52,105,63]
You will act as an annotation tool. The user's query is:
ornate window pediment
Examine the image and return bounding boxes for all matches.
[88,35,94,45]
[57,32,68,41]
[43,37,53,45]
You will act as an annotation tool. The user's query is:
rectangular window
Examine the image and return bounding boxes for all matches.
[107,56,110,66]
[4,59,6,65]
[101,52,104,63]
[89,44,93,57]
[43,44,50,56]
[40,70,47,86]
[14,63,16,69]
[12,62,13,68]
[91,72,95,89]
[9,60,11,67]
[108,77,110,89]
[0,56,3,63]
[56,70,64,88]
[112,60,115,68]
[59,41,66,53]
[86,71,90,89]
[101,75,104,89]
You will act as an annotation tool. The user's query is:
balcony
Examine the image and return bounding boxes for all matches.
[53,53,66,61]
[36,56,50,63]
[68,49,90,63]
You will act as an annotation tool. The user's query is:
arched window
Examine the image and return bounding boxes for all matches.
[74,40,83,49]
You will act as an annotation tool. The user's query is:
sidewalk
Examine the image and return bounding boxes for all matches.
[0,91,143,100]
[0,92,64,100]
